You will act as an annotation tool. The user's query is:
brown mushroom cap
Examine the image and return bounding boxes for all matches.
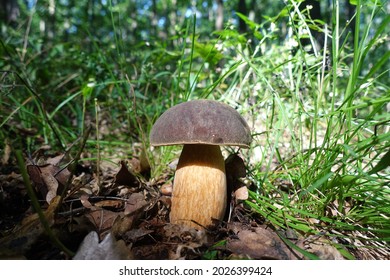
[150,99,251,148]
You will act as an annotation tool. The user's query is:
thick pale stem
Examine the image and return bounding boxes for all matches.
[170,144,227,229]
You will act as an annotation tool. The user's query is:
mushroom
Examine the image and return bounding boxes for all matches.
[150,100,251,229]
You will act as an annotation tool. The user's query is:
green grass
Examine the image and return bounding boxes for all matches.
[1,0,389,259]
[237,0,390,258]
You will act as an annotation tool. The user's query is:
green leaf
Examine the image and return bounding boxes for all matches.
[278,235,320,260]
[194,41,223,66]
[368,149,390,174]
[332,243,356,260]
[300,172,334,197]
[236,12,259,30]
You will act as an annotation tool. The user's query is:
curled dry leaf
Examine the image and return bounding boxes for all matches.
[94,199,125,210]
[80,194,122,238]
[114,160,140,187]
[27,158,71,203]
[80,195,121,237]
[112,193,149,237]
[80,194,94,209]
[225,154,246,179]
[225,154,248,202]
[42,173,58,203]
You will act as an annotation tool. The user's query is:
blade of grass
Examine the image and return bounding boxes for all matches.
[15,150,74,257]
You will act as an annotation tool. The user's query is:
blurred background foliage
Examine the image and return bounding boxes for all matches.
[0,0,388,151]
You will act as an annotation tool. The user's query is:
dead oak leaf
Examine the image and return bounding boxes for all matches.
[124,192,148,215]
[226,223,299,260]
[27,160,71,203]
[111,193,149,237]
[114,161,140,187]
[302,237,345,260]
[85,208,120,237]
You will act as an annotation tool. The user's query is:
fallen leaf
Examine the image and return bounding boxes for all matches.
[85,208,120,237]
[226,223,299,260]
[225,154,248,204]
[225,154,246,179]
[124,192,148,215]
[114,161,140,187]
[111,192,149,238]
[234,186,249,201]
[303,236,345,260]
[27,160,71,203]
[80,194,94,209]
[94,199,125,210]
[73,231,134,260]
[46,154,65,166]
[123,228,154,243]
[0,196,61,258]
[43,173,59,203]
[160,182,173,196]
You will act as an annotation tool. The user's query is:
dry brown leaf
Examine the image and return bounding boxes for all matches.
[85,208,120,237]
[111,193,149,237]
[114,161,139,187]
[80,194,94,209]
[128,158,142,173]
[226,223,299,260]
[303,237,345,260]
[160,182,173,196]
[0,196,61,258]
[123,228,154,243]
[126,146,151,176]
[26,165,45,185]
[45,154,65,166]
[124,192,148,215]
[225,154,248,204]
[42,172,59,203]
[234,186,249,201]
[225,154,246,181]
[27,160,71,203]
[94,199,124,210]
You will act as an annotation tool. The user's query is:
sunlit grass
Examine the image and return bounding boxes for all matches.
[0,0,388,259]
[235,0,390,258]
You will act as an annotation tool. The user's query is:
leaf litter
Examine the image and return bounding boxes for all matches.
[0,147,387,260]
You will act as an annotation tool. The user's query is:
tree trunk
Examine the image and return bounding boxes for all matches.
[151,0,158,38]
[215,0,223,31]
[237,0,247,33]
[0,0,20,24]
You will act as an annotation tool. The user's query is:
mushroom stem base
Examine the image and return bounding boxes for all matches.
[170,144,227,229]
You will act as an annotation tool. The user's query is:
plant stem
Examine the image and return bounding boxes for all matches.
[15,150,75,257]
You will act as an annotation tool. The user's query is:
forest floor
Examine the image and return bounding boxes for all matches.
[2,137,382,260]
